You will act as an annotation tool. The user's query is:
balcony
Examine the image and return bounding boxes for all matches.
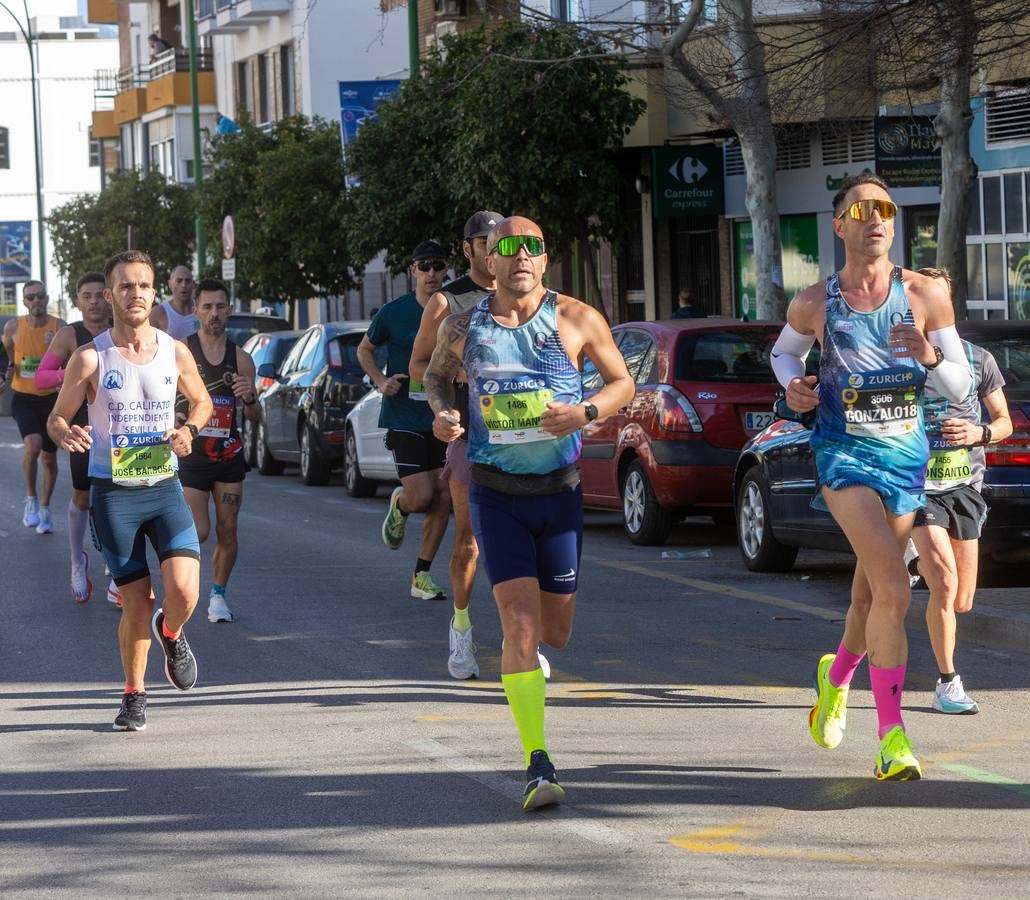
[197,0,251,36]
[92,110,119,139]
[112,50,216,123]
[86,0,118,24]
[113,88,145,125]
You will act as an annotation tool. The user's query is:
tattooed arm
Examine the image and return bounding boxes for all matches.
[425,310,470,442]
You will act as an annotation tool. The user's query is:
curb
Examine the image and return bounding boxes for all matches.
[907,591,1030,657]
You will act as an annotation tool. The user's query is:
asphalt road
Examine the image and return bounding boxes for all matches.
[1,416,1029,899]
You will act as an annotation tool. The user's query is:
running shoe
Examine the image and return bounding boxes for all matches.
[522,749,565,811]
[107,580,123,608]
[874,726,922,781]
[151,609,198,691]
[448,620,479,679]
[70,552,92,604]
[502,640,551,680]
[808,652,848,749]
[113,691,147,732]
[903,539,921,589]
[932,675,979,714]
[207,592,234,623]
[35,507,53,535]
[411,571,446,601]
[381,486,407,550]
[22,497,39,528]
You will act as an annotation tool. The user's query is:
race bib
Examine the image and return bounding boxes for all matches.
[19,355,41,378]
[478,376,556,445]
[841,383,920,438]
[927,436,972,485]
[408,379,427,402]
[200,394,234,438]
[111,432,175,486]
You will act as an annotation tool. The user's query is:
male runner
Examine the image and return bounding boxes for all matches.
[772,173,973,780]
[48,250,212,732]
[0,281,65,534]
[910,268,1012,714]
[425,216,634,809]
[35,273,111,601]
[177,278,259,624]
[409,211,503,679]
[150,265,199,339]
[358,240,451,605]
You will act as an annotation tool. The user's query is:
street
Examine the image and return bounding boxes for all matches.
[2,415,1029,899]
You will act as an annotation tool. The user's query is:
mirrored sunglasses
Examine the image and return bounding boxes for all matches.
[836,198,897,222]
[415,259,447,272]
[491,235,545,257]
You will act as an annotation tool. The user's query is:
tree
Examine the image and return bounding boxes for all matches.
[47,169,194,297]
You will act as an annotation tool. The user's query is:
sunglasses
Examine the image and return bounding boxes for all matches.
[24,292,47,301]
[836,198,897,222]
[490,235,545,257]
[415,259,447,272]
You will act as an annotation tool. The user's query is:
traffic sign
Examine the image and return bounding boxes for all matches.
[222,215,236,259]
[222,257,236,281]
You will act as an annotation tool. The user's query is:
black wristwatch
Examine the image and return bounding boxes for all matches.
[924,346,944,370]
[980,424,992,446]
[184,423,199,439]
[581,402,599,423]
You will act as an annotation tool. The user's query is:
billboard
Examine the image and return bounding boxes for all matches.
[875,116,941,188]
[735,215,819,320]
[0,220,32,284]
[339,80,402,187]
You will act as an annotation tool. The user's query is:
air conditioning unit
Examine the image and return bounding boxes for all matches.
[436,0,465,17]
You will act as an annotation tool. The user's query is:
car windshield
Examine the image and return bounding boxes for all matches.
[674,328,786,383]
[227,316,290,347]
[964,334,1030,387]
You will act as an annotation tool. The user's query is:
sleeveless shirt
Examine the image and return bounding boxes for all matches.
[177,334,243,464]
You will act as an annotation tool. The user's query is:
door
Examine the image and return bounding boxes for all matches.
[670,216,720,317]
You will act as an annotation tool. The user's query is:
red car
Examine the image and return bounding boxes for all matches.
[581,318,787,545]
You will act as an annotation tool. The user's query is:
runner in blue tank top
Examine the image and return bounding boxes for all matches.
[770,173,973,781]
[424,216,635,811]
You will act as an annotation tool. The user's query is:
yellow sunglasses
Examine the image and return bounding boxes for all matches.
[836,198,898,222]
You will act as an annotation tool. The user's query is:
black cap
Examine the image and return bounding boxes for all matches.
[463,210,504,239]
[412,240,446,261]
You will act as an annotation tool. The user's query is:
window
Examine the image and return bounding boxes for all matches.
[775,129,811,171]
[88,128,100,167]
[617,330,655,382]
[724,140,745,177]
[280,44,295,117]
[281,330,314,375]
[257,53,270,124]
[985,90,1030,148]
[0,126,8,168]
[674,328,782,384]
[236,60,249,114]
[820,120,874,166]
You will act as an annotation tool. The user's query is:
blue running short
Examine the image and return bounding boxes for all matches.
[470,483,583,594]
[89,477,201,586]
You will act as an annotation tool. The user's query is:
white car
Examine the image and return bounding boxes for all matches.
[343,386,398,496]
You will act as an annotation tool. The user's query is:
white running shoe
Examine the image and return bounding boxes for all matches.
[208,592,234,623]
[448,620,479,679]
[903,539,921,589]
[35,507,53,535]
[22,497,39,528]
[70,552,92,604]
[107,580,123,608]
[501,639,551,680]
[932,675,979,714]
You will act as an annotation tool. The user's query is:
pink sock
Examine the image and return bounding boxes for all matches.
[827,641,864,687]
[869,664,906,739]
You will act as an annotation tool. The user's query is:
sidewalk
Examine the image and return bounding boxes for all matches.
[908,587,1030,656]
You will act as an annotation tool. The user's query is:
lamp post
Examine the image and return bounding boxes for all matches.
[186,0,206,269]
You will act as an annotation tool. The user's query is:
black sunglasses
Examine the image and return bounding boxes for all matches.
[415,259,447,272]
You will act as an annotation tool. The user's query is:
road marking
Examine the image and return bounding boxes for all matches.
[0,788,128,796]
[938,763,1030,797]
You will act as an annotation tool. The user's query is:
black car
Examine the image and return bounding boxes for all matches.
[733,321,1030,571]
[255,322,385,485]
[226,312,291,348]
[240,329,305,466]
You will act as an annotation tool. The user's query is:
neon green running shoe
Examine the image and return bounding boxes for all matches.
[411,571,446,601]
[381,486,407,550]
[808,653,848,749]
[874,726,922,781]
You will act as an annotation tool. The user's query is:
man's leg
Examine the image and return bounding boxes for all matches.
[119,576,156,689]
[402,468,448,601]
[206,481,242,623]
[449,477,478,615]
[912,524,959,675]
[159,555,202,634]
[417,471,450,567]
[21,433,41,499]
[183,486,212,545]
[39,449,58,507]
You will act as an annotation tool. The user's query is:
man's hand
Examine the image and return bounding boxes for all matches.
[540,401,586,438]
[227,373,256,404]
[165,426,193,457]
[940,417,984,447]
[787,375,820,413]
[59,424,93,453]
[888,323,935,365]
[432,409,463,443]
[378,374,408,397]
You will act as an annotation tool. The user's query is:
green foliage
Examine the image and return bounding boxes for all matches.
[345,20,646,273]
[202,114,356,301]
[47,169,194,296]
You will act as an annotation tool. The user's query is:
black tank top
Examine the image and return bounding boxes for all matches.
[178,334,243,464]
[72,322,96,425]
[440,275,493,441]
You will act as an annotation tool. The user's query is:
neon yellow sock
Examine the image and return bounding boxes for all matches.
[452,605,471,633]
[501,668,546,767]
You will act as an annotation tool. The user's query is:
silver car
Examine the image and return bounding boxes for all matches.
[343,386,398,496]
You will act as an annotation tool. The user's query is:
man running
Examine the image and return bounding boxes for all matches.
[177,278,259,624]
[358,241,451,605]
[48,250,212,732]
[151,264,199,339]
[772,173,973,780]
[34,273,111,601]
[425,216,634,810]
[0,281,65,534]
[409,211,503,680]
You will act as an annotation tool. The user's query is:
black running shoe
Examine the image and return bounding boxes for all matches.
[113,691,147,731]
[522,749,566,811]
[151,609,198,690]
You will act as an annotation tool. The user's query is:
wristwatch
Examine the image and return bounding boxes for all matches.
[243,395,257,406]
[184,423,199,439]
[924,346,944,369]
[980,424,992,446]
[581,402,599,423]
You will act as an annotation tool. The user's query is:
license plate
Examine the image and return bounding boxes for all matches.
[745,411,775,432]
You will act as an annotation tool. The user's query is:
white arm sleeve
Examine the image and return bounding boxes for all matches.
[771,323,815,389]
[925,325,972,402]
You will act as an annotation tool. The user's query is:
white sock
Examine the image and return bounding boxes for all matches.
[68,501,88,562]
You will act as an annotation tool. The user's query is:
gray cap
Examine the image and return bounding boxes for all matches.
[463,210,504,239]
[412,240,446,261]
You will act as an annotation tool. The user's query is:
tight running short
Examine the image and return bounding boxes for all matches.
[914,483,989,541]
[470,482,583,594]
[69,448,90,492]
[89,477,201,586]
[11,391,57,453]
[386,429,446,477]
[178,453,247,492]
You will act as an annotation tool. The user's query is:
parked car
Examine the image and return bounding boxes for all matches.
[580,318,790,545]
[239,329,305,466]
[254,322,386,485]
[226,312,291,348]
[734,321,1030,572]
[343,384,399,497]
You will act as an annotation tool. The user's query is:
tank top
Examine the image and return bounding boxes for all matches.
[177,334,243,464]
[464,291,582,475]
[88,329,179,486]
[441,275,493,441]
[161,302,199,340]
[71,322,98,426]
[12,315,60,395]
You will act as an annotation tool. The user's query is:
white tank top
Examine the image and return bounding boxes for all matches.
[162,301,199,340]
[88,329,179,486]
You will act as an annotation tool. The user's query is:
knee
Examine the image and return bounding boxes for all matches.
[452,533,478,567]
[215,521,237,547]
[954,587,975,615]
[544,626,572,650]
[72,492,89,511]
[403,486,432,513]
[23,435,42,457]
[922,559,958,607]
[41,451,57,468]
[195,524,211,544]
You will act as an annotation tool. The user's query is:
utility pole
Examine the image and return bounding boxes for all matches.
[408,0,419,77]
[186,0,206,269]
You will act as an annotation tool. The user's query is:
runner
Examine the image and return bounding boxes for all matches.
[47,250,213,732]
[425,216,634,809]
[910,268,1012,714]
[358,240,451,605]
[772,173,973,780]
[150,265,199,339]
[34,273,111,602]
[176,278,259,624]
[0,281,65,534]
[409,211,503,679]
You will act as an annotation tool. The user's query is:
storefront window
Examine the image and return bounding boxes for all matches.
[906,206,938,271]
[734,216,819,320]
[1004,173,1025,233]
[1009,242,1030,320]
[986,243,1005,302]
[967,182,981,236]
[967,245,983,303]
[983,176,1002,234]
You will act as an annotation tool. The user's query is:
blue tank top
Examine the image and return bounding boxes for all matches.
[464,291,582,475]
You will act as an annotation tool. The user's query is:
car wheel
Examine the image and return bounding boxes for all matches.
[300,422,331,486]
[256,421,284,476]
[621,460,675,546]
[242,416,257,468]
[736,466,798,572]
[344,426,377,498]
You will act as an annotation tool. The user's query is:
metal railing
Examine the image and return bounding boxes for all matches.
[116,48,213,91]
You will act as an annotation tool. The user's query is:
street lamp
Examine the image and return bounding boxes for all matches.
[185,0,206,269]
[0,0,46,288]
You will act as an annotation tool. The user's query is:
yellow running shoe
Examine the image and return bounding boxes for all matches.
[874,726,922,781]
[808,653,848,749]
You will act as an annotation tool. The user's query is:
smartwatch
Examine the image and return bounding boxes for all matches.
[980,424,992,446]
[185,423,199,439]
[581,402,599,423]
[924,346,944,370]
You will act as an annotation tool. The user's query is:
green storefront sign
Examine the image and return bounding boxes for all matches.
[735,216,820,320]
[651,145,724,218]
